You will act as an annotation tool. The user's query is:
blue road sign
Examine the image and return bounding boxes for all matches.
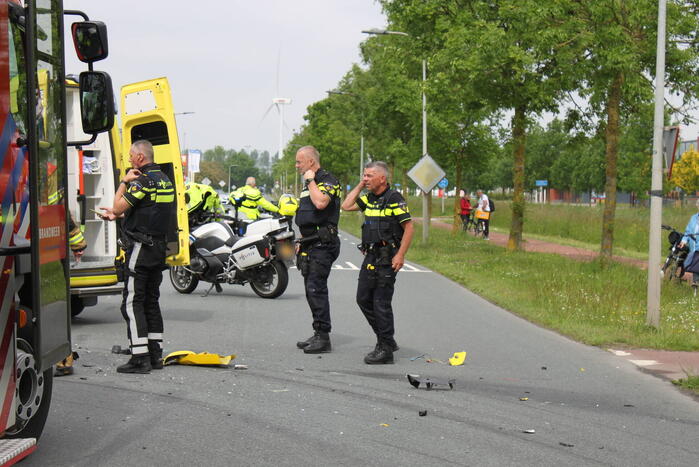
[535,180,548,187]
[438,178,448,189]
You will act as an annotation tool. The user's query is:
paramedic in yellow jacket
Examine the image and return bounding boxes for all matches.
[230,177,279,220]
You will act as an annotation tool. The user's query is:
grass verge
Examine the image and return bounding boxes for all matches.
[341,211,699,351]
[672,376,699,396]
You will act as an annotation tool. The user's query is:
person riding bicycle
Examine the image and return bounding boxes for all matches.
[475,189,491,240]
[679,198,699,286]
[459,190,472,231]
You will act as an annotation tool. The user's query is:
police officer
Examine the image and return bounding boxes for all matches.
[294,146,341,354]
[341,161,414,364]
[230,177,279,220]
[100,140,175,374]
[185,182,224,226]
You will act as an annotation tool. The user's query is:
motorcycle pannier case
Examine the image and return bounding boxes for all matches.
[230,237,270,269]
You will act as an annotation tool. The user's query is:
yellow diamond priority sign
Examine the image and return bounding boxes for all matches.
[407,154,445,193]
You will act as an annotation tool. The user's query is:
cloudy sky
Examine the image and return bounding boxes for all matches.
[64,0,386,156]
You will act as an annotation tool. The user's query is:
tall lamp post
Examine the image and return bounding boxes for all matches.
[327,90,365,180]
[174,111,195,151]
[362,28,430,242]
[228,164,238,194]
[647,0,667,328]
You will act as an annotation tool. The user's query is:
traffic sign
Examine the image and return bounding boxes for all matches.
[438,178,448,189]
[407,154,446,193]
[535,180,548,187]
[201,177,211,186]
[219,180,226,188]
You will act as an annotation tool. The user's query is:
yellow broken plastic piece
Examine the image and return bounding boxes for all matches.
[163,351,236,367]
[448,351,467,366]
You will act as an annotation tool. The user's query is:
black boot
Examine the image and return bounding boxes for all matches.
[364,342,394,365]
[117,354,152,374]
[303,332,331,354]
[386,337,399,352]
[148,342,163,370]
[296,334,316,349]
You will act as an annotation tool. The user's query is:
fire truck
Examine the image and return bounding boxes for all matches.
[0,1,115,462]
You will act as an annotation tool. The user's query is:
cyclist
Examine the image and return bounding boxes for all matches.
[459,190,472,231]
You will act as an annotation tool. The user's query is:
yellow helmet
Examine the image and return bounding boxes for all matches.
[278,193,299,216]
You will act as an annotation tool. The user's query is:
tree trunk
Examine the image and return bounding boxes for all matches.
[600,72,623,263]
[402,168,408,200]
[507,105,527,251]
[452,150,464,234]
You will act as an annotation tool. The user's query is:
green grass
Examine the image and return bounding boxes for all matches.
[672,375,699,395]
[341,211,699,351]
[408,196,696,256]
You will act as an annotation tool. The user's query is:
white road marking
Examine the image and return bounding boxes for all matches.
[609,350,632,356]
[628,359,659,367]
[345,262,360,270]
[290,263,430,273]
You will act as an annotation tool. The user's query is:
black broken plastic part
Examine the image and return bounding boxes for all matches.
[111,345,131,355]
[407,374,455,390]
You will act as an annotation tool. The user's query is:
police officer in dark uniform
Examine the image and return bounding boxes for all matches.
[342,161,414,364]
[294,146,341,354]
[100,140,175,373]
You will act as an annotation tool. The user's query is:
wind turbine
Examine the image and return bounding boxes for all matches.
[260,47,293,190]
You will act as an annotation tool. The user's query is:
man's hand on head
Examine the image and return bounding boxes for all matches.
[303,169,316,182]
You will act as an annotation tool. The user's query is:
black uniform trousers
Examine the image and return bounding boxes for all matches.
[299,238,340,333]
[121,240,167,356]
[357,251,398,342]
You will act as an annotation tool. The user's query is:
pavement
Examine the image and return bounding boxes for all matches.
[418,216,699,388]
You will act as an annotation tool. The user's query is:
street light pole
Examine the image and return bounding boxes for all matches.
[361,28,429,242]
[647,0,667,328]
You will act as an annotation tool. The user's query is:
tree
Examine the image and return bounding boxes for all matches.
[568,0,699,261]
[670,149,699,194]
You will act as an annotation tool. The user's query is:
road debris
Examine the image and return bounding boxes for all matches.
[448,351,467,366]
[522,429,535,434]
[380,423,390,427]
[111,345,131,355]
[410,354,426,361]
[233,364,248,370]
[419,410,427,416]
[559,442,574,447]
[163,351,236,367]
[519,397,529,401]
[407,374,455,390]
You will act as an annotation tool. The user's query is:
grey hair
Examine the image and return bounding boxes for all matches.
[246,176,256,186]
[132,139,154,162]
[298,146,320,163]
[365,161,389,178]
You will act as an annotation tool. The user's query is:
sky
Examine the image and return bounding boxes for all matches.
[64,0,387,156]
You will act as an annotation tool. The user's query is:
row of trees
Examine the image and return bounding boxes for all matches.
[272,0,699,260]
[195,147,278,192]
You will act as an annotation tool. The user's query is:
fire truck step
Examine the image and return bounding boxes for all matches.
[0,438,37,467]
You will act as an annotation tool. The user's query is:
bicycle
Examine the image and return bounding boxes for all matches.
[660,225,698,295]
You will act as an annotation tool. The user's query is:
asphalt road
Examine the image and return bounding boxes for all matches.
[26,232,699,466]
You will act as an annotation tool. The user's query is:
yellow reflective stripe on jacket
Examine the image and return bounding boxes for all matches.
[48,191,60,205]
[69,226,87,251]
[317,182,339,196]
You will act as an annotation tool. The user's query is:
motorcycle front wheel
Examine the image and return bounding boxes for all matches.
[250,260,288,299]
[169,266,200,294]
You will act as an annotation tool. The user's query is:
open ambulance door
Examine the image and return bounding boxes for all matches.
[118,78,189,266]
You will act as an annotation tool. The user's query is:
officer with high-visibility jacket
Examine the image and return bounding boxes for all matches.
[341,161,414,365]
[46,162,85,376]
[294,146,341,354]
[230,177,279,220]
[99,140,175,374]
[186,182,224,215]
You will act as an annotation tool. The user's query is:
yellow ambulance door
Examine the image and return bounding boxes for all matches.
[119,78,189,265]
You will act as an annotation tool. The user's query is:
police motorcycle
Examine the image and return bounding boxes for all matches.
[169,189,298,298]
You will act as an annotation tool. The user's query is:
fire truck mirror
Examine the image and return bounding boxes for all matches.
[71,21,109,63]
[79,71,115,134]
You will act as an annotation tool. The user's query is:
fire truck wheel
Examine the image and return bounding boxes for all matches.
[70,295,85,317]
[5,340,53,440]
